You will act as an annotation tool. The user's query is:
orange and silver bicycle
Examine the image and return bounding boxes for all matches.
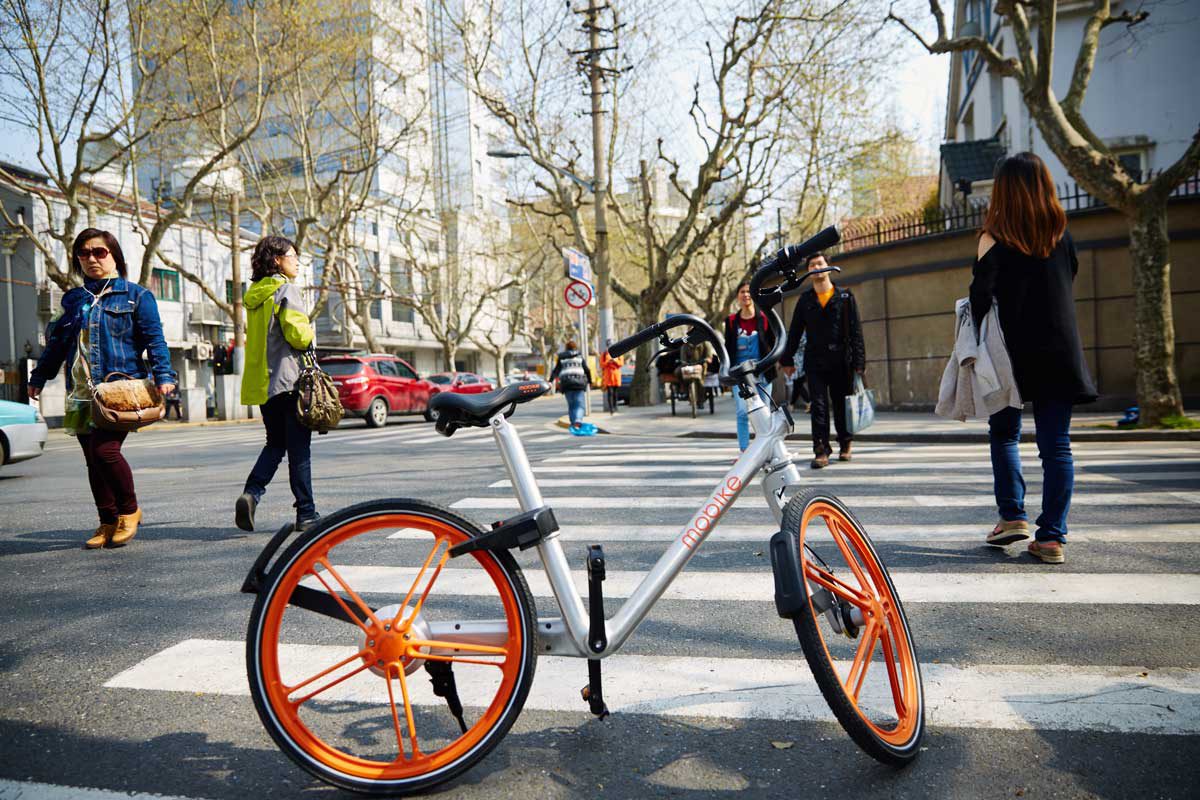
[243,226,925,795]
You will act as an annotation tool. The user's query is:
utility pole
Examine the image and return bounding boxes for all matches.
[231,190,244,374]
[574,0,620,347]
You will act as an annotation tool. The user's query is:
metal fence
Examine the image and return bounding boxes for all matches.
[833,172,1200,255]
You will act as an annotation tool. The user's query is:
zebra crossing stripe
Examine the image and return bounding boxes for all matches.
[386,522,1200,543]
[541,450,1200,464]
[293,565,1200,604]
[531,460,1199,474]
[104,638,1200,734]
[450,493,1200,510]
[489,471,1198,488]
[0,779,211,800]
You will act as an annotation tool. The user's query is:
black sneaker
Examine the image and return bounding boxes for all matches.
[235,493,257,532]
[295,513,321,533]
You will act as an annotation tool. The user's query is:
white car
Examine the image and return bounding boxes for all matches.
[0,399,49,467]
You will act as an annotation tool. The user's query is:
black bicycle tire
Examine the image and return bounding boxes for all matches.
[782,488,925,767]
[245,497,539,795]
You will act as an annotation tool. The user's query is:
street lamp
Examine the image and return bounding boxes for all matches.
[486,149,596,194]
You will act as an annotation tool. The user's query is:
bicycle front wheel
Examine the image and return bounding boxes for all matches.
[246,499,538,795]
[782,489,924,766]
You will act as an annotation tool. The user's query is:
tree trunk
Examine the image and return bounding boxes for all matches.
[628,300,661,406]
[442,341,458,372]
[495,347,508,385]
[1128,201,1184,425]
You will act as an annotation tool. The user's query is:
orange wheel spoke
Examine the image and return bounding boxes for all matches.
[826,517,873,596]
[845,622,879,702]
[879,629,907,718]
[384,665,410,761]
[408,638,508,658]
[291,660,373,706]
[314,558,380,630]
[420,653,506,669]
[803,563,869,608]
[286,649,371,695]
[392,538,446,628]
[402,547,451,628]
[394,661,421,757]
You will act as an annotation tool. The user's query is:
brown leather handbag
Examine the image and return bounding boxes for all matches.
[79,332,166,432]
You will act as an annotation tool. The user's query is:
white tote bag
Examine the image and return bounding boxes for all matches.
[844,374,876,435]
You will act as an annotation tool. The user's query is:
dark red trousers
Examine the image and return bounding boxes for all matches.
[77,429,137,524]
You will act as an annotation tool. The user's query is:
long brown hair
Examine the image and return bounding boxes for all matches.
[982,152,1066,259]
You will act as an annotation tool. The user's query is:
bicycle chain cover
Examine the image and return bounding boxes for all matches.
[448,506,559,557]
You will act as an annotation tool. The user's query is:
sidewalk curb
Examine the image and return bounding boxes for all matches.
[681,430,1200,443]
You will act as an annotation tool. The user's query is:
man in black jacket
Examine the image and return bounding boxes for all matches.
[780,253,866,468]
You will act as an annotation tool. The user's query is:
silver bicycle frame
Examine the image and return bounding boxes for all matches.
[459,376,804,659]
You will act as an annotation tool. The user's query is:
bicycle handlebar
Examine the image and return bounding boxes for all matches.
[748,225,841,310]
[608,313,730,383]
[608,226,841,388]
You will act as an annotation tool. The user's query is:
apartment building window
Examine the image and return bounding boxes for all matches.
[1116,150,1147,182]
[365,251,382,319]
[225,280,247,305]
[151,268,181,302]
[390,256,414,323]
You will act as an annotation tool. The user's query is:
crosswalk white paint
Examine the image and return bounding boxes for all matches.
[451,492,1200,510]
[294,565,1200,604]
[543,450,1200,464]
[105,638,1200,735]
[529,460,1200,475]
[385,522,1200,543]
[489,471,1199,489]
[0,780,210,800]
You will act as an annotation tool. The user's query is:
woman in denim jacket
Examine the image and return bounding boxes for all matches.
[28,228,177,549]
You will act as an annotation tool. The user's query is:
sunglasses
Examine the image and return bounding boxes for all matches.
[76,247,111,261]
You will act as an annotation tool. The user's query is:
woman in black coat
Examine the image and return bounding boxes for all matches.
[970,152,1097,564]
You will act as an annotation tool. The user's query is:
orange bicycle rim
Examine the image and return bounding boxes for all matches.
[256,513,525,781]
[800,501,920,746]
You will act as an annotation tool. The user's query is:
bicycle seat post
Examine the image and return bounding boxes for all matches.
[489,413,544,512]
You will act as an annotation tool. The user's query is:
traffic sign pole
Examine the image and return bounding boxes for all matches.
[563,279,594,419]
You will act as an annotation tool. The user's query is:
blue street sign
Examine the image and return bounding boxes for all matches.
[562,247,592,285]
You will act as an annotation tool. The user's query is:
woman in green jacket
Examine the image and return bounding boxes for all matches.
[235,235,318,532]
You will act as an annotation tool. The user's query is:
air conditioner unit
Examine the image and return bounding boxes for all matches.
[190,341,213,360]
[38,285,63,316]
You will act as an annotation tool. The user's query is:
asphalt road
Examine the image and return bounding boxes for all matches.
[1,393,1198,799]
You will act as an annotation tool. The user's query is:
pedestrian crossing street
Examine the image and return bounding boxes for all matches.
[105,436,1200,742]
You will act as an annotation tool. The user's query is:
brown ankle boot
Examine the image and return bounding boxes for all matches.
[85,523,117,549]
[110,508,143,547]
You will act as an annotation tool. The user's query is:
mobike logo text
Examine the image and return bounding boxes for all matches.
[680,476,743,549]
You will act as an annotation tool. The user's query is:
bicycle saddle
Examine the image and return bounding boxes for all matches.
[431,380,551,435]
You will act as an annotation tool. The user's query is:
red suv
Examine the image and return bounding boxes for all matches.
[320,355,439,428]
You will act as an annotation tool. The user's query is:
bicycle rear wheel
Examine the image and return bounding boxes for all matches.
[782,489,924,766]
[246,499,537,794]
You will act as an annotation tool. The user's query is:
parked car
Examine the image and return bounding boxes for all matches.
[319,354,439,428]
[425,372,497,422]
[506,369,540,385]
[0,399,49,467]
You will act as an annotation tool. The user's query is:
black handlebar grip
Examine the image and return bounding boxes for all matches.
[608,323,663,359]
[749,225,841,308]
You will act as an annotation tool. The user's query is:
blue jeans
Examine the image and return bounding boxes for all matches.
[245,391,315,518]
[734,378,770,451]
[988,401,1073,543]
[565,390,586,426]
